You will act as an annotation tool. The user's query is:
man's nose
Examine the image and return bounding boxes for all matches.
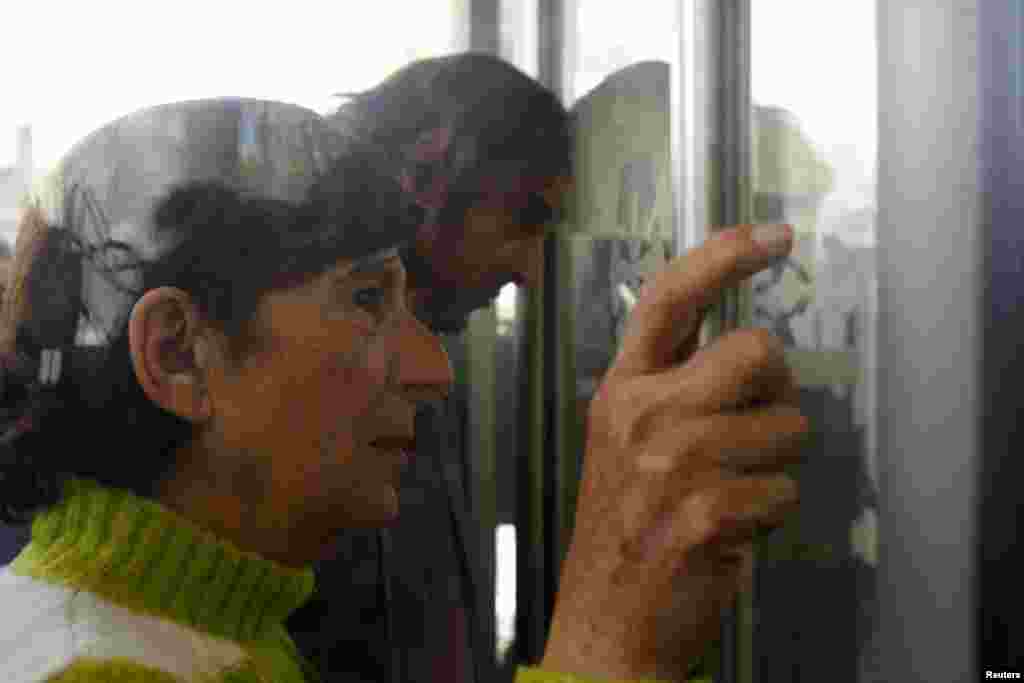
[396,310,453,403]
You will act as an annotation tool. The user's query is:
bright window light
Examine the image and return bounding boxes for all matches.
[495,523,517,662]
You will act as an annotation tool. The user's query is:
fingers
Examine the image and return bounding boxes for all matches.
[694,475,799,548]
[610,224,793,379]
[667,326,794,414]
[634,474,798,561]
[633,403,808,476]
[607,328,797,443]
[619,403,806,557]
[553,223,806,680]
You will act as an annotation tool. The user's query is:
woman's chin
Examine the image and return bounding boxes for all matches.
[313,500,401,560]
[338,486,402,529]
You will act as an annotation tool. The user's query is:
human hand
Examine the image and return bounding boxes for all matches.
[541,224,808,682]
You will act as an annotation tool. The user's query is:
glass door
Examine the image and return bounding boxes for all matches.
[747,2,880,681]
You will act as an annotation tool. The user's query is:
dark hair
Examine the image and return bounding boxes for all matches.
[0,145,419,523]
[332,52,572,230]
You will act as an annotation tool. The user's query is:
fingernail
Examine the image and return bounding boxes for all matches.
[751,224,792,256]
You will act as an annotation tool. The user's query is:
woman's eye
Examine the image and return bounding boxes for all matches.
[353,287,388,314]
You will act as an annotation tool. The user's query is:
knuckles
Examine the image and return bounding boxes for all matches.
[735,327,786,375]
[592,329,796,456]
[678,474,801,553]
[601,381,685,453]
[591,378,651,450]
[680,490,726,548]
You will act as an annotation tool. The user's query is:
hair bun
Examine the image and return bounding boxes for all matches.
[0,204,79,461]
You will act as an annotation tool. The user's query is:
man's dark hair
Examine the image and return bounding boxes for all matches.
[332,52,572,232]
[331,53,572,334]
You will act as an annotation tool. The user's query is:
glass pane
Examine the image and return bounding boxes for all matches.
[561,0,680,515]
[492,281,523,676]
[562,0,680,406]
[553,0,686,674]
[500,0,539,79]
[0,1,468,249]
[565,0,679,103]
[490,4,539,675]
[750,2,879,681]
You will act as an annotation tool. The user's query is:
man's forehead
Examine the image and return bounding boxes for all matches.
[480,169,569,193]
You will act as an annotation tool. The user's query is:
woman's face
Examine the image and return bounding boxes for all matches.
[189,248,452,561]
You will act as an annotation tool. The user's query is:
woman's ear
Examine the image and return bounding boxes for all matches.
[128,287,213,422]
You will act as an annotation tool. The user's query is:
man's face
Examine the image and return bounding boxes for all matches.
[409,175,571,334]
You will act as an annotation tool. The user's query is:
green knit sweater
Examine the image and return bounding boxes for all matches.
[0,479,678,683]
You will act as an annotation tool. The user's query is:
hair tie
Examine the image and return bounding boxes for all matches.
[0,348,64,447]
[38,349,62,387]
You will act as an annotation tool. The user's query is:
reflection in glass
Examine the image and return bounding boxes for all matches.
[563,57,676,489]
[572,237,672,399]
[751,2,879,681]
[1,2,466,241]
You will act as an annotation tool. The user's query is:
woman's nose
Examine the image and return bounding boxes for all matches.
[396,310,453,403]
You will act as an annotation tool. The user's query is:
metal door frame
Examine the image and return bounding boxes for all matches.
[978,0,1024,673]
[877,2,983,680]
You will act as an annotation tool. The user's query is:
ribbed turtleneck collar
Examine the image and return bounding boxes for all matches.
[11,478,315,644]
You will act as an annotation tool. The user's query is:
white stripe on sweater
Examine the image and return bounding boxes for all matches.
[0,568,246,682]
